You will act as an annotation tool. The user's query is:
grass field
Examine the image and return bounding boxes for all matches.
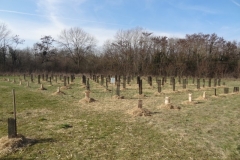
[0,75,240,159]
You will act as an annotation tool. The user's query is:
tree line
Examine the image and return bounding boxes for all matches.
[1,23,240,78]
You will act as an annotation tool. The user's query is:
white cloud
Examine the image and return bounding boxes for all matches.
[151,30,185,39]
[83,27,117,46]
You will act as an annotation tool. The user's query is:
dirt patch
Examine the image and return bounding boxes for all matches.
[195,96,207,100]
[0,134,36,156]
[133,94,147,98]
[154,92,164,96]
[112,95,124,99]
[38,86,47,90]
[181,100,199,105]
[159,104,181,110]
[79,97,96,103]
[60,86,71,90]
[128,107,152,116]
[52,91,65,95]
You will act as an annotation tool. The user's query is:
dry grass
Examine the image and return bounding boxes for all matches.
[0,75,240,159]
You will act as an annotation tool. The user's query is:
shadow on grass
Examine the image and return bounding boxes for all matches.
[151,111,162,114]
[13,136,56,147]
[33,138,55,144]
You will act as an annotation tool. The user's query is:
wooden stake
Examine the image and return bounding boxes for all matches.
[12,89,17,137]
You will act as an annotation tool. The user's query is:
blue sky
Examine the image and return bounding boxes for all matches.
[0,0,240,48]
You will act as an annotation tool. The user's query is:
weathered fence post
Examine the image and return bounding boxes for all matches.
[64,76,66,86]
[172,78,175,91]
[218,79,221,86]
[224,87,229,94]
[116,81,120,96]
[208,78,211,87]
[86,78,90,91]
[138,99,142,108]
[197,78,200,89]
[214,78,217,87]
[157,80,161,93]
[203,79,205,88]
[8,89,17,138]
[139,79,142,95]
[123,76,126,89]
[38,75,40,84]
[183,78,186,89]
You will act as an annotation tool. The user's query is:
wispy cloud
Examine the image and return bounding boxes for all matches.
[0,9,126,26]
[168,1,217,14]
[231,0,240,7]
[180,5,216,14]
[0,9,48,17]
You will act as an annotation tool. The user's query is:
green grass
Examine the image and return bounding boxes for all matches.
[0,75,240,159]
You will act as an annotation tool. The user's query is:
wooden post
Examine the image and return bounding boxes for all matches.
[82,75,86,85]
[197,78,200,89]
[203,79,205,88]
[162,77,165,85]
[157,80,161,93]
[183,78,186,89]
[116,81,120,96]
[137,76,140,84]
[127,76,131,84]
[86,78,90,91]
[139,79,142,95]
[214,79,217,87]
[46,74,48,81]
[218,79,221,86]
[172,78,175,91]
[96,76,99,83]
[224,88,229,94]
[64,76,66,86]
[123,76,126,89]
[8,89,17,138]
[71,75,74,83]
[105,78,108,90]
[101,75,104,86]
[38,75,40,84]
[31,74,33,82]
[8,118,17,138]
[208,78,211,87]
[148,76,152,86]
[138,99,142,108]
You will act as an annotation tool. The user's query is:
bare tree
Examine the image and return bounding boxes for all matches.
[8,35,25,71]
[57,27,97,71]
[34,36,56,64]
[0,23,11,70]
